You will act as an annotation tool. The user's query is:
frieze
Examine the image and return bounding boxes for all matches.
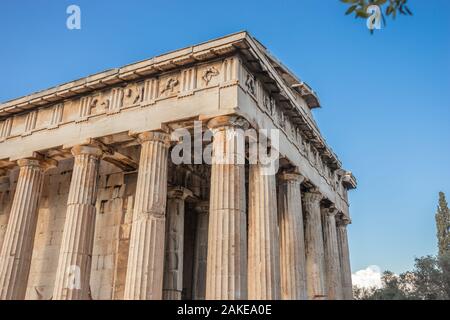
[0,118,12,142]
[242,64,342,192]
[245,73,256,96]
[202,66,219,85]
[0,58,240,143]
[222,57,238,84]
[22,110,37,136]
[48,103,64,129]
[178,68,197,98]
[160,77,179,97]
[108,87,125,114]
[142,78,159,105]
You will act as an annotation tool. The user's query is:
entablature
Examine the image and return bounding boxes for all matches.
[0,32,356,213]
[0,32,341,171]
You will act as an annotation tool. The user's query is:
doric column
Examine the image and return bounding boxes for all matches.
[322,206,343,300]
[53,145,103,300]
[248,162,280,300]
[278,172,307,300]
[163,187,192,300]
[206,116,247,300]
[124,131,170,300]
[0,170,10,274]
[337,216,353,300]
[303,191,327,300]
[192,201,209,300]
[0,158,56,300]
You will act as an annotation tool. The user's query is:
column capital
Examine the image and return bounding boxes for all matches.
[137,131,171,146]
[337,215,352,227]
[194,201,209,215]
[17,158,57,171]
[207,115,249,131]
[303,190,323,205]
[167,186,193,200]
[71,144,104,158]
[322,206,339,218]
[278,171,305,184]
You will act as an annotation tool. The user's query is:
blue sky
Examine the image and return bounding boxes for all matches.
[0,1,449,274]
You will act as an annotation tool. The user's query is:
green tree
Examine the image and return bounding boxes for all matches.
[439,252,450,298]
[370,271,411,300]
[353,192,450,300]
[436,192,450,256]
[411,255,448,300]
[354,271,413,300]
[353,286,376,300]
[354,257,450,300]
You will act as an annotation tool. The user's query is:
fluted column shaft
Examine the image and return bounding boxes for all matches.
[163,187,192,300]
[0,158,55,300]
[303,191,327,300]
[337,217,353,300]
[53,145,103,300]
[206,116,247,300]
[322,207,343,300]
[192,201,209,300]
[278,172,307,300]
[248,162,280,299]
[0,170,11,256]
[124,132,170,300]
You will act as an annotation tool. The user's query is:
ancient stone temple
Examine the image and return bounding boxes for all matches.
[0,32,356,300]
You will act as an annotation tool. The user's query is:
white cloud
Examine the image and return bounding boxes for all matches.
[352,265,383,289]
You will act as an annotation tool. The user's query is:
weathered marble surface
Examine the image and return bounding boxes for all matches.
[0,32,356,300]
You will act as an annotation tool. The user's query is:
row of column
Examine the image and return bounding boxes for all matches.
[204,116,352,300]
[0,115,352,300]
[0,145,106,299]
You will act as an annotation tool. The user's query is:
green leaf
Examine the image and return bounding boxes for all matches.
[404,5,413,16]
[386,6,393,15]
[356,9,369,18]
[345,5,358,15]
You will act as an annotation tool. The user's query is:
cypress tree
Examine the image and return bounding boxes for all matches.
[435,192,450,256]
